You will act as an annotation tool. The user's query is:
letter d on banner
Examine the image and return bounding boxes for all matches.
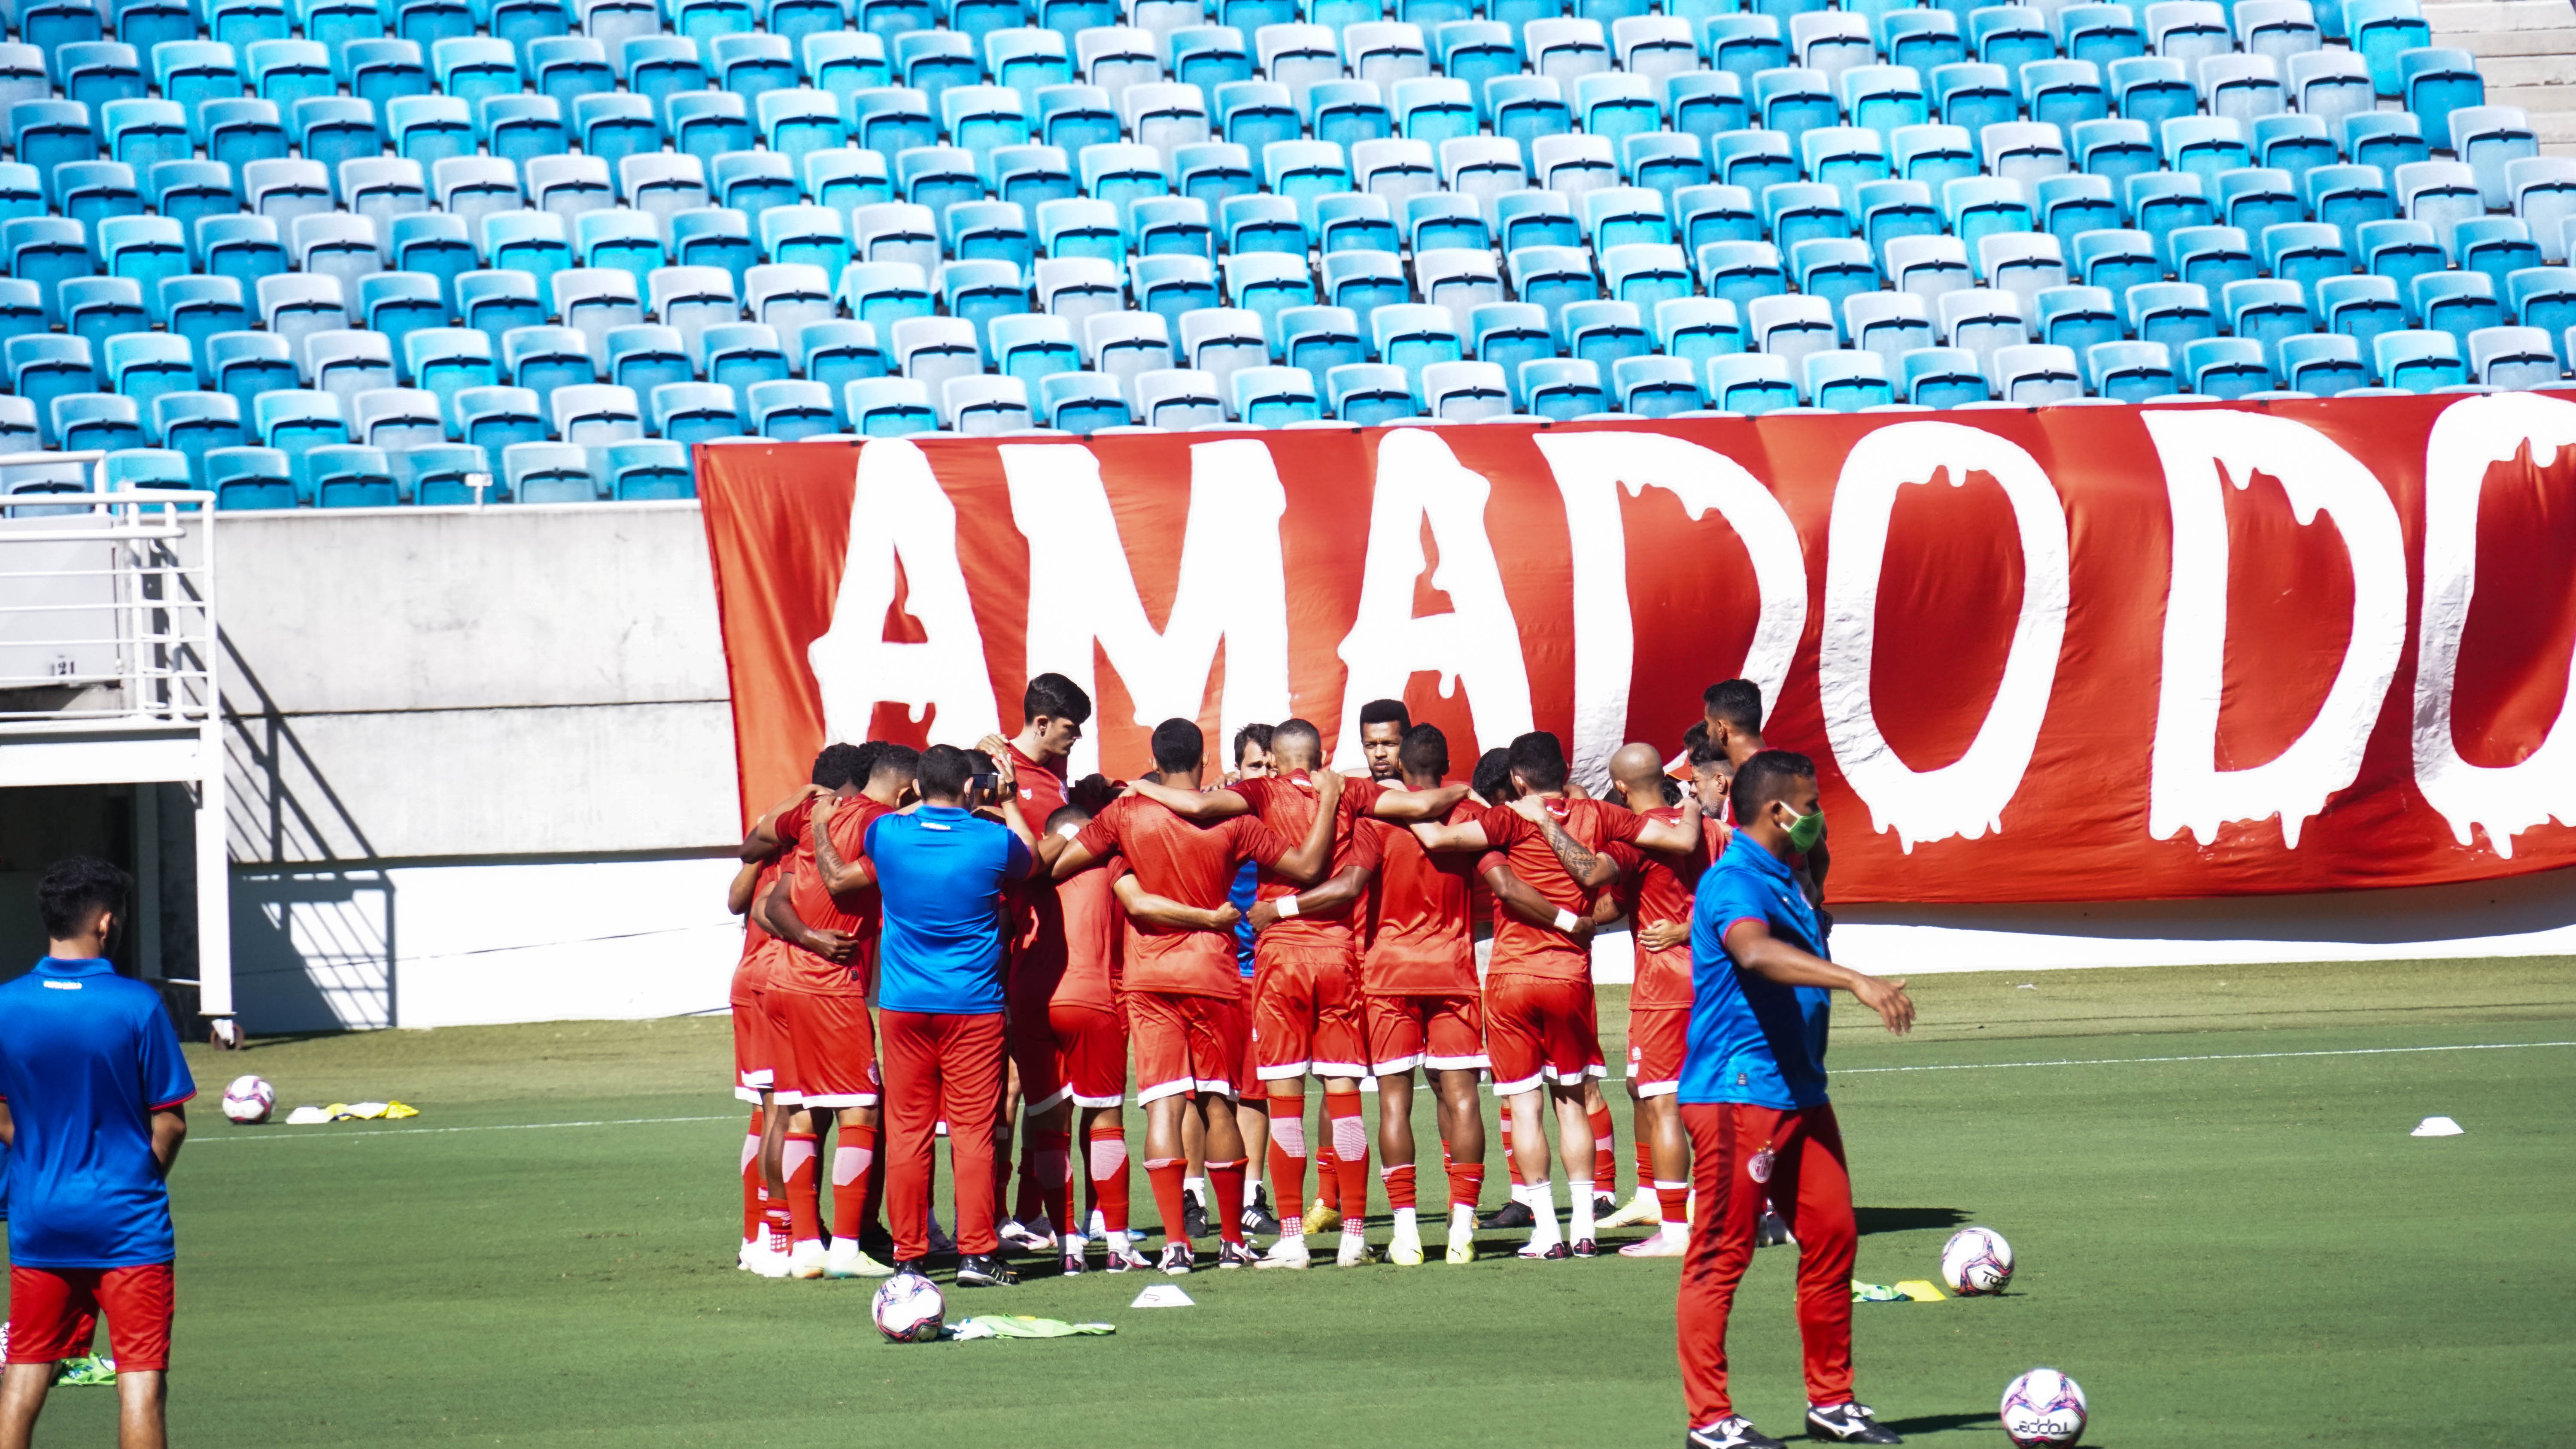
[2144,409,2406,847]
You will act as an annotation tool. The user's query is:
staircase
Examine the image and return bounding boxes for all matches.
[2425,0,2576,154]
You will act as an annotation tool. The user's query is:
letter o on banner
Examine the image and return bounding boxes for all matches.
[2414,392,2576,858]
[1819,423,2071,851]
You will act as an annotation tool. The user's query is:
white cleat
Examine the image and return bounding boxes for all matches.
[1388,1220,1425,1267]
[736,1240,759,1271]
[1598,1189,1661,1230]
[788,1240,828,1279]
[1618,1230,1689,1258]
[1446,1224,1476,1265]
[1255,1234,1312,1270]
[1335,1231,1377,1267]
[824,1241,894,1278]
[748,1245,792,1279]
[999,1218,1058,1254]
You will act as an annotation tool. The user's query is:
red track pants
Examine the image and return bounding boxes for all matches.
[882,1009,1007,1261]
[1675,1101,1857,1425]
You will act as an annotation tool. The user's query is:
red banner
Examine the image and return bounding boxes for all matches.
[696,392,2576,904]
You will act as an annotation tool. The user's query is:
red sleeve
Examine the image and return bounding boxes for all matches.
[1343,776,1383,814]
[1343,810,1383,871]
[1476,850,1507,879]
[1074,810,1119,859]
[1233,817,1289,867]
[1604,841,1645,911]
[1232,778,1274,814]
[1592,800,1645,843]
[1478,805,1531,847]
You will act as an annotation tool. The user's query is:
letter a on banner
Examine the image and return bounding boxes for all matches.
[1820,423,2070,851]
[2144,409,2406,847]
[2414,393,2576,858]
[1534,430,1807,789]
[1004,440,1292,780]
[807,440,1002,746]
[1332,428,1534,771]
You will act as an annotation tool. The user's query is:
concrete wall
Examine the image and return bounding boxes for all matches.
[211,501,2576,1035]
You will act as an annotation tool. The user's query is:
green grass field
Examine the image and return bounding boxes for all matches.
[21,957,2576,1447]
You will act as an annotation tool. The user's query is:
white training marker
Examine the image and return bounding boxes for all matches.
[2410,1116,2465,1137]
[1130,1285,1194,1308]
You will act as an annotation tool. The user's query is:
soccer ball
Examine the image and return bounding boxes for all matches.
[220,1075,276,1125]
[2000,1368,2087,1446]
[871,1273,945,1343]
[1940,1225,2014,1296]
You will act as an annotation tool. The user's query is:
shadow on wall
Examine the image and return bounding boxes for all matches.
[230,868,395,1033]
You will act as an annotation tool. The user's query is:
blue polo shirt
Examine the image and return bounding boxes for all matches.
[1230,860,1258,979]
[0,957,196,1268]
[1682,834,1833,1110]
[867,805,1033,1015]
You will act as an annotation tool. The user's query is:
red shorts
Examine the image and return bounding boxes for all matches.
[1010,999,1128,1111]
[1250,943,1366,1082]
[1485,974,1604,1095]
[776,989,881,1109]
[1128,990,1247,1104]
[756,989,800,1106]
[1364,992,1488,1076]
[8,1263,173,1371]
[1626,1005,1688,1097]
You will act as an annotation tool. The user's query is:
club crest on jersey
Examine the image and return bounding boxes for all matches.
[1748,1147,1774,1184]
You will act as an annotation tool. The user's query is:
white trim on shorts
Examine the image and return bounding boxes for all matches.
[1071,1090,1125,1109]
[1491,1069,1544,1096]
[740,1068,774,1088]
[734,1084,765,1105]
[1426,1052,1490,1072]
[1255,1060,1310,1082]
[1310,1057,1368,1079]
[1541,1062,1607,1084]
[1023,1083,1073,1114]
[1370,1052,1424,1076]
[1633,1079,1680,1097]
[772,1089,805,1106]
[802,1091,879,1109]
[1139,1075,1239,1104]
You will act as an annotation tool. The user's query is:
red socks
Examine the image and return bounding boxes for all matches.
[1501,1100,1524,1186]
[831,1125,878,1249]
[1206,1158,1247,1244]
[1027,1128,1073,1239]
[1381,1162,1417,1212]
[1448,1161,1485,1211]
[783,1131,822,1245]
[761,1196,791,1255]
[1267,1094,1308,1229]
[1326,1090,1369,1221]
[1656,1180,1690,1226]
[1146,1157,1188,1244]
[740,1111,763,1245]
[1590,1103,1617,1197]
[1635,1135,1656,1202]
[1088,1124,1130,1236]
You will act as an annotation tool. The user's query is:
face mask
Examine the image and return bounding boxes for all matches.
[1781,805,1826,853]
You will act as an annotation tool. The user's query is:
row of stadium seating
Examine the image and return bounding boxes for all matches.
[0,0,2565,512]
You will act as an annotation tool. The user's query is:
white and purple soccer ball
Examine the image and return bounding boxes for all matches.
[2000,1368,2087,1446]
[1940,1225,2014,1296]
[220,1075,275,1125]
[871,1273,945,1344]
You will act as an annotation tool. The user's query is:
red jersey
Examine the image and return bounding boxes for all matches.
[1478,797,1629,982]
[1074,797,1288,997]
[1012,860,1122,1015]
[1611,805,1726,1009]
[1235,773,1378,951]
[1360,790,1479,995]
[777,795,893,997]
[1009,745,1069,827]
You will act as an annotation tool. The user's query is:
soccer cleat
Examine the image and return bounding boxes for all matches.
[1105,1244,1153,1273]
[749,1246,792,1278]
[1480,1199,1535,1230]
[788,1240,827,1279]
[736,1240,759,1271]
[1804,1404,1901,1444]
[1756,1211,1793,1248]
[1618,1231,1688,1258]
[1157,1242,1195,1275]
[1570,1237,1598,1258]
[1387,1219,1424,1266]
[1242,1188,1282,1236]
[1684,1415,1786,1449]
[1594,1193,1620,1220]
[1181,1197,1210,1242]
[1516,1239,1571,1261]
[824,1241,894,1278]
[1599,1189,1661,1229]
[1335,1232,1377,1267]
[1303,1200,1343,1235]
[955,1252,1020,1287]
[1256,1234,1312,1270]
[999,1219,1057,1254]
[1059,1249,1086,1276]
[1217,1240,1260,1269]
[891,1256,932,1279]
[1445,1224,1476,1264]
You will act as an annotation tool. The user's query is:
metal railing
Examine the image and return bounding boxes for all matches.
[0,476,217,729]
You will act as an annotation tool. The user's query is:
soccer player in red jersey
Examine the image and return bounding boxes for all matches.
[757,743,920,1280]
[1592,741,1733,1256]
[1048,718,1339,1273]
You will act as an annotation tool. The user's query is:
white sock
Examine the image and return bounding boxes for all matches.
[1393,1206,1418,1235]
[1183,1175,1207,1206]
[1660,1222,1689,1244]
[1449,1204,1476,1234]
[1571,1187,1597,1241]
[1107,1229,1130,1253]
[1522,1183,1561,1244]
[1063,1231,1086,1250]
[1243,1175,1262,1210]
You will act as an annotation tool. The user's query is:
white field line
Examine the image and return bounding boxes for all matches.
[194,1040,2576,1143]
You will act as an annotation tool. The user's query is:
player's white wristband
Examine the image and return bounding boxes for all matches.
[1277,894,1301,919]
[1553,908,1579,933]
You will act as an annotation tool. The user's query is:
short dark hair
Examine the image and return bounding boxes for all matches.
[916,743,975,799]
[1045,803,1091,834]
[1269,717,1322,765]
[1703,679,1763,732]
[1397,723,1448,779]
[1661,775,1683,806]
[1357,698,1411,731]
[1681,720,1708,754]
[1150,717,1204,773]
[1732,749,1816,823]
[869,742,921,786]
[1023,672,1093,727]
[1688,736,1730,772]
[1470,747,1513,803]
[1507,731,1569,791]
[811,743,869,790]
[1232,721,1273,766]
[38,855,129,940]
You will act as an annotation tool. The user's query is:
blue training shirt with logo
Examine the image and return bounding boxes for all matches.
[1230,859,1258,979]
[866,805,1034,1015]
[1681,833,1834,1110]
[0,957,196,1268]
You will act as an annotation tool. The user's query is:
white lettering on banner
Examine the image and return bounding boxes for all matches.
[2412,393,2576,857]
[2144,409,2406,847]
[1820,423,2070,852]
[1533,431,1807,789]
[1331,427,1534,772]
[806,439,1001,747]
[1003,440,1291,781]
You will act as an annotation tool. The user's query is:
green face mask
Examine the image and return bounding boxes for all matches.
[1782,806,1826,853]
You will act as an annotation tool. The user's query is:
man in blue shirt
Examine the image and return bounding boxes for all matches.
[0,856,194,1449]
[869,743,1037,1287]
[1675,753,1914,1449]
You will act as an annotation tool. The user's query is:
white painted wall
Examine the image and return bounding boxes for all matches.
[209,503,2576,1034]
